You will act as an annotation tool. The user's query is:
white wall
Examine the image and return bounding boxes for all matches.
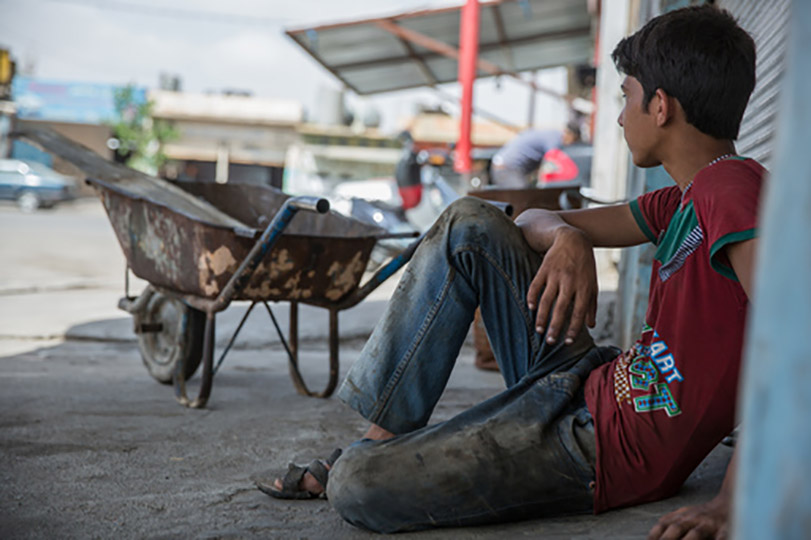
[591,0,633,203]
[590,0,634,288]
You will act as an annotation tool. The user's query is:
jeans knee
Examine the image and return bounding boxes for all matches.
[441,197,513,244]
[444,196,501,223]
[326,447,380,530]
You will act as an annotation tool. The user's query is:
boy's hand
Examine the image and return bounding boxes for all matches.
[647,496,729,540]
[527,226,597,344]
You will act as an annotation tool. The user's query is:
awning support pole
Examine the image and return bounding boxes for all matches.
[455,0,479,175]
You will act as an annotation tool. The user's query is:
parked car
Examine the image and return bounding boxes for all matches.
[0,159,77,211]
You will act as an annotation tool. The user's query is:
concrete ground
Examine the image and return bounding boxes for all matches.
[0,198,732,539]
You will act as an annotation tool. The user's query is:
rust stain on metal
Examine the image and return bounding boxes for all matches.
[102,192,134,255]
[245,269,314,300]
[281,270,314,300]
[242,280,284,297]
[198,246,238,296]
[242,250,306,298]
[243,248,311,298]
[137,207,185,285]
[325,251,365,301]
[88,181,381,303]
[268,249,295,278]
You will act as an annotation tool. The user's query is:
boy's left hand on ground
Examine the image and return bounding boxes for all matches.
[647,497,729,540]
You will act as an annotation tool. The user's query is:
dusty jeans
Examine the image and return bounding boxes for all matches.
[328,197,616,533]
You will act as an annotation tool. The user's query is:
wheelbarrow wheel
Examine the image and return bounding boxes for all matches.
[136,292,205,384]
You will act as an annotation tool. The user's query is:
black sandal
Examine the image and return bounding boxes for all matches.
[254,448,342,500]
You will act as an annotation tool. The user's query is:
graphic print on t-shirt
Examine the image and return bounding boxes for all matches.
[613,324,683,417]
[655,201,704,283]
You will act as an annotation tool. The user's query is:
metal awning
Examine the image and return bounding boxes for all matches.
[285,0,594,96]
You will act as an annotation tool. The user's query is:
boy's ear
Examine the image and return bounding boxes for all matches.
[651,88,674,127]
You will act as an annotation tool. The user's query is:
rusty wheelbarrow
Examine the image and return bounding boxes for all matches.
[14,121,421,408]
[108,180,422,409]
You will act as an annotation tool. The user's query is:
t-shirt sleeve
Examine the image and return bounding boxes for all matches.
[691,159,764,281]
[629,186,681,245]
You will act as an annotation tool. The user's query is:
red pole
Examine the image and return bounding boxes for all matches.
[454,0,479,174]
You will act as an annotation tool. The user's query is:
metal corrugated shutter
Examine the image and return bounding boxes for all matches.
[719,0,790,168]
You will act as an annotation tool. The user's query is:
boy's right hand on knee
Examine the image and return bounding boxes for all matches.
[527,226,597,345]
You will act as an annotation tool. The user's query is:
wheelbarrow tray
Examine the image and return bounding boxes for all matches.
[92,179,386,308]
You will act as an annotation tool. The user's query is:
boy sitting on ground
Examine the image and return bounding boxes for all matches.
[257,6,762,537]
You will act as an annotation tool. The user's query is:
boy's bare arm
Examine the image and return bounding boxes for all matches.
[648,237,757,540]
[514,203,647,344]
[516,203,648,251]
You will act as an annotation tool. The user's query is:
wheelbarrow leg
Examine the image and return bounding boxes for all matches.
[289,301,298,367]
[278,301,339,398]
[325,308,340,397]
[174,311,215,408]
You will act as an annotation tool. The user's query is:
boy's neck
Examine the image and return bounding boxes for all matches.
[659,131,737,190]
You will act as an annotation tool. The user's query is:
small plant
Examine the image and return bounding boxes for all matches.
[109,84,178,175]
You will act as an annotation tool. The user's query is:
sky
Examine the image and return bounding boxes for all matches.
[0,0,569,132]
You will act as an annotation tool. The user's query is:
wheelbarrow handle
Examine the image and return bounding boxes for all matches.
[287,196,330,214]
[211,196,330,312]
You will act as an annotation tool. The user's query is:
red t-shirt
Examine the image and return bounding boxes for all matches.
[584,157,765,513]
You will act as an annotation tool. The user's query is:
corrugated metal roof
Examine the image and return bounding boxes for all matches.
[286,0,593,95]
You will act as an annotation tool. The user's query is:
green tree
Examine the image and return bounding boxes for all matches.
[110,84,178,175]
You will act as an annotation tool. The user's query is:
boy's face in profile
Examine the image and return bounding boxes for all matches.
[618,76,661,168]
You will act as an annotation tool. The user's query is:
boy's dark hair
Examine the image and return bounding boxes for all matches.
[612,5,756,140]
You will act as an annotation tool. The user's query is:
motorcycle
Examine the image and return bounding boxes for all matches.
[396,147,464,232]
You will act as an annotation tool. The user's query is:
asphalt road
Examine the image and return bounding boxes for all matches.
[0,198,732,539]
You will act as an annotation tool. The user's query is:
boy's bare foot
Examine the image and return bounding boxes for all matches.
[363,424,396,441]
